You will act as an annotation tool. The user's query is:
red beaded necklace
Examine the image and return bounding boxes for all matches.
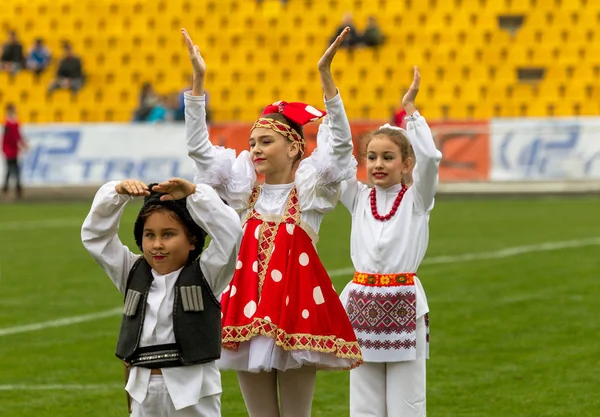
[370,184,408,221]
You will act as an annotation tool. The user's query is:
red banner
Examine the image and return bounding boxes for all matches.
[429,121,490,182]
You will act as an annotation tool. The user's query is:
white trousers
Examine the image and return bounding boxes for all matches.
[350,316,427,417]
[131,376,221,417]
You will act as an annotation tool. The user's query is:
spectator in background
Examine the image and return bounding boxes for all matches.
[361,16,384,47]
[27,38,51,77]
[146,94,179,123]
[2,103,27,199]
[175,89,186,121]
[47,43,84,96]
[329,13,361,49]
[0,31,25,75]
[175,78,191,122]
[133,82,159,122]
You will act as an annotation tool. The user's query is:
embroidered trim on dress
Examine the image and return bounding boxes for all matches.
[258,213,319,243]
[256,220,279,295]
[246,186,316,295]
[222,318,363,369]
[353,272,415,287]
[357,338,416,350]
[346,290,416,335]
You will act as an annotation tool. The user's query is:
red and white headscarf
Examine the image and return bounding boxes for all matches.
[251,101,327,154]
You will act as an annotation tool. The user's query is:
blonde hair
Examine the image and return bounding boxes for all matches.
[363,126,416,185]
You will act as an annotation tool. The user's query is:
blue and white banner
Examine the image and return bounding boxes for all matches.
[1,124,196,187]
[6,119,600,187]
[491,118,600,181]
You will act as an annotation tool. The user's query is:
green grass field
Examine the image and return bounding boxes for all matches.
[1,196,599,416]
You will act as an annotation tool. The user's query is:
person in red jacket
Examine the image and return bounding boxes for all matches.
[2,103,27,198]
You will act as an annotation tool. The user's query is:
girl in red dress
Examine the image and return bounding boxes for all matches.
[181,28,363,416]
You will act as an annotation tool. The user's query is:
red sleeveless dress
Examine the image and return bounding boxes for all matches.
[220,186,363,370]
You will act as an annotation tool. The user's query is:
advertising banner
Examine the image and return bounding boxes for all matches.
[491,118,600,180]
[2,124,192,187]
[430,121,490,181]
[1,118,497,187]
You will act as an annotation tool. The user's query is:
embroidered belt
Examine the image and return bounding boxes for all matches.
[353,271,415,287]
[129,343,182,369]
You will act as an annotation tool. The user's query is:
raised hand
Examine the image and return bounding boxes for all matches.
[115,180,150,197]
[181,28,206,96]
[402,66,420,115]
[318,26,350,100]
[152,178,196,201]
[318,27,350,72]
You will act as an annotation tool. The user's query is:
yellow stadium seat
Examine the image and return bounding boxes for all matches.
[579,101,600,116]
[564,84,586,101]
[536,82,559,100]
[27,105,51,124]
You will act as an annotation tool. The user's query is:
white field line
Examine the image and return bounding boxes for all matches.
[328,237,600,277]
[0,218,82,231]
[0,384,122,391]
[0,237,598,339]
[0,308,122,337]
[0,218,134,231]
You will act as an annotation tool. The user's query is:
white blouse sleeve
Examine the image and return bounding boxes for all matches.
[187,185,243,295]
[81,181,141,294]
[185,92,255,212]
[405,111,443,212]
[296,93,358,213]
[315,115,330,149]
[340,178,368,213]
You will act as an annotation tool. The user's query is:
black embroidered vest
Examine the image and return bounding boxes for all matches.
[115,258,221,368]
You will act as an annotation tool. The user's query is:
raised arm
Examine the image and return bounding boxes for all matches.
[403,67,442,212]
[182,29,254,210]
[182,28,224,178]
[81,180,147,294]
[307,27,355,181]
[153,178,243,295]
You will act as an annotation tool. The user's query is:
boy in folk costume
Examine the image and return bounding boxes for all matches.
[334,67,442,416]
[81,178,242,417]
[181,28,363,416]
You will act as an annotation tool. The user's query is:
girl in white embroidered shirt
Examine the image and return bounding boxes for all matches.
[335,67,442,417]
[181,28,363,417]
[82,178,242,417]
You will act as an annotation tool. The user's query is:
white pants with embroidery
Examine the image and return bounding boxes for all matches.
[350,316,427,417]
[131,375,221,417]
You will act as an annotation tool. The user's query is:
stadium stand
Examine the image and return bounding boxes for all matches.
[0,0,598,123]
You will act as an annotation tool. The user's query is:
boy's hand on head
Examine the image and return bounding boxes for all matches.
[402,66,420,115]
[153,178,197,201]
[115,180,150,197]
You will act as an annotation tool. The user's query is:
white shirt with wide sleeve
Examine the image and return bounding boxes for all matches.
[184,91,356,232]
[338,112,443,319]
[81,181,242,410]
